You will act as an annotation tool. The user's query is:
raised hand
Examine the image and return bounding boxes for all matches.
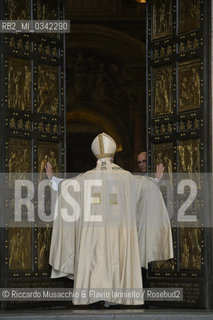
[155,163,164,181]
[45,161,53,179]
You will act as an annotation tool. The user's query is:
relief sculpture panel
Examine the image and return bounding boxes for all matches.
[8,0,30,19]
[153,0,172,40]
[8,139,31,173]
[177,139,200,173]
[151,259,174,271]
[153,66,173,116]
[38,227,52,271]
[37,0,58,19]
[8,58,31,111]
[178,60,200,112]
[36,0,58,38]
[178,139,202,272]
[8,227,32,271]
[37,65,59,115]
[179,226,202,271]
[178,139,201,190]
[8,138,31,188]
[179,0,200,34]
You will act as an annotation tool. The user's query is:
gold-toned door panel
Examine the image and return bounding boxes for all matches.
[178,60,200,113]
[8,227,32,271]
[8,58,31,112]
[8,138,32,173]
[151,260,175,271]
[37,65,59,115]
[177,139,200,173]
[153,66,173,116]
[179,0,200,34]
[152,0,172,40]
[8,0,30,20]
[38,227,52,271]
[179,226,202,271]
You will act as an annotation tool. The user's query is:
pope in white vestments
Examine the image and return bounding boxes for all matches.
[47,133,173,305]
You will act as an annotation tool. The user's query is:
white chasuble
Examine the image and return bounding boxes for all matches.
[49,164,173,305]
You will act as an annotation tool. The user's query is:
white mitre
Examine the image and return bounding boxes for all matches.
[91,132,116,159]
[91,133,116,170]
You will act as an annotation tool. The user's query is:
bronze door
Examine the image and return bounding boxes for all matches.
[146,0,211,308]
[0,0,66,308]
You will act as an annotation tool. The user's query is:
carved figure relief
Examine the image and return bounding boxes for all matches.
[153,43,173,60]
[9,228,32,270]
[9,35,29,51]
[179,118,200,132]
[9,118,16,129]
[37,0,58,20]
[37,65,58,115]
[153,0,172,39]
[17,119,24,130]
[177,139,200,173]
[8,58,31,111]
[179,0,200,34]
[35,43,58,57]
[38,228,52,270]
[9,36,16,48]
[180,227,201,271]
[153,66,173,116]
[8,0,30,19]
[178,60,200,112]
[154,122,173,135]
[178,139,201,189]
[152,259,174,271]
[8,139,31,173]
[38,122,45,132]
[8,139,31,188]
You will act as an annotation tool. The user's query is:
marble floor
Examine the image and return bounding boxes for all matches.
[0,309,213,320]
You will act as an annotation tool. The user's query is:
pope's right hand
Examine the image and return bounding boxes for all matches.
[45,161,53,179]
